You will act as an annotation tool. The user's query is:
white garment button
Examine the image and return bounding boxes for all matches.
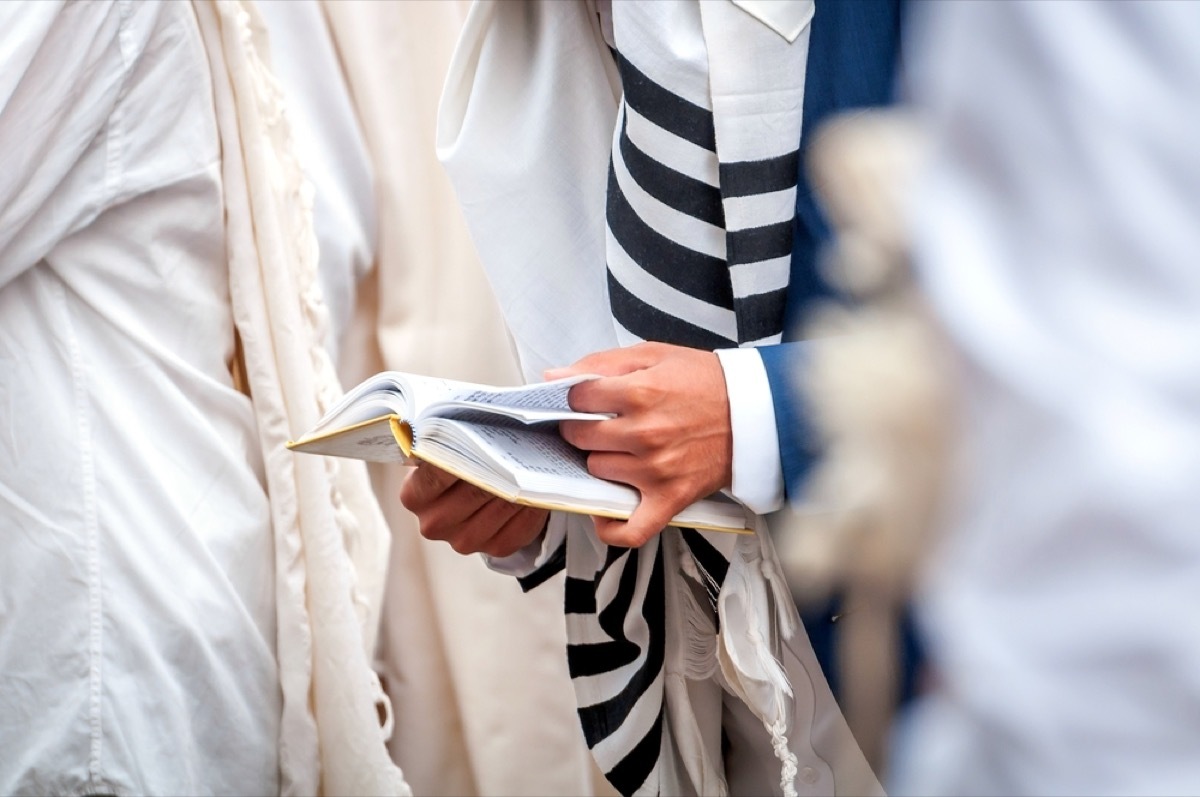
[800,766,819,785]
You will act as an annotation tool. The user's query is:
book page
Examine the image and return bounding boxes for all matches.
[288,416,413,463]
[312,372,482,433]
[427,375,612,424]
[422,417,596,480]
[306,371,610,440]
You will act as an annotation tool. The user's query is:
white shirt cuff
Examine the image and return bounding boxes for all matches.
[481,511,568,577]
[715,347,785,515]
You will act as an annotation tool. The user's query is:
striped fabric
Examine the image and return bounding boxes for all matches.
[516,5,805,794]
[606,43,800,350]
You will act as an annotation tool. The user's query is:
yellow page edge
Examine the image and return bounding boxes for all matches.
[286,413,407,450]
[288,416,750,535]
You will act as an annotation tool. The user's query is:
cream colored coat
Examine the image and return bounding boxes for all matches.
[321,3,610,795]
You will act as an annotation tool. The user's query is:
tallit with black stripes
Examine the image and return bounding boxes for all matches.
[516,3,810,794]
[605,18,800,350]
[437,2,883,795]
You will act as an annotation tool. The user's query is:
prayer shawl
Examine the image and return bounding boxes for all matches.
[192,2,410,794]
[439,2,879,795]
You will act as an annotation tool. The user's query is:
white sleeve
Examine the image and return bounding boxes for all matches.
[481,510,569,578]
[0,1,125,288]
[715,347,785,515]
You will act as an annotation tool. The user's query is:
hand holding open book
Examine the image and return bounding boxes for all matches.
[288,371,752,533]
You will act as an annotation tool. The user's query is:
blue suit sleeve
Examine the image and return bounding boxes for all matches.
[757,341,820,502]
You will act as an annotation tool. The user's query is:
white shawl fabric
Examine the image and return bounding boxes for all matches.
[192,2,408,794]
[438,2,878,795]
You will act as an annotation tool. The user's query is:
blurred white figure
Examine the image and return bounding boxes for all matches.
[896,1,1200,795]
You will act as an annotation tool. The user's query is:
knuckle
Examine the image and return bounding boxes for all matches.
[565,385,587,411]
[644,448,676,478]
[448,534,476,555]
[559,420,586,448]
[418,517,447,542]
[635,341,663,358]
[663,481,695,510]
[517,506,549,531]
[485,538,520,559]
[399,472,425,509]
[586,451,609,478]
[625,382,656,410]
[635,419,672,452]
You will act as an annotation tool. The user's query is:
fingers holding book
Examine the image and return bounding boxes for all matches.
[400,461,550,558]
[551,342,735,548]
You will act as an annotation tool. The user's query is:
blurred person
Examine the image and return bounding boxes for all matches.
[0,2,405,794]
[774,110,941,775]
[316,2,610,794]
[887,1,1200,794]
[409,1,904,794]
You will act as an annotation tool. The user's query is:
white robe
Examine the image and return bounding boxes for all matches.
[0,1,406,793]
[0,4,277,792]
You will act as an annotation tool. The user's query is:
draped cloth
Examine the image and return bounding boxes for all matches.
[319,2,610,794]
[192,2,409,794]
[439,2,880,795]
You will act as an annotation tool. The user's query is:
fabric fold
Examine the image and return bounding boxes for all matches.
[192,2,408,794]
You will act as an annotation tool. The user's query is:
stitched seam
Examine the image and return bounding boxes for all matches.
[82,0,135,782]
[52,272,102,783]
[104,0,136,202]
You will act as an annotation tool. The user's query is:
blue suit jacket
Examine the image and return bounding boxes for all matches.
[759,0,905,500]
[757,0,923,703]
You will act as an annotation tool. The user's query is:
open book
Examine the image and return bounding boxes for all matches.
[288,371,752,534]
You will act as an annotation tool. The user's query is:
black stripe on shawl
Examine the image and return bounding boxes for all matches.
[616,52,716,152]
[618,117,724,228]
[607,165,734,307]
[576,547,665,746]
[607,271,737,351]
[567,544,633,614]
[718,149,800,198]
[565,577,598,614]
[568,637,642,678]
[516,539,567,592]
[597,547,642,637]
[727,219,794,266]
[568,547,644,677]
[605,710,664,797]
[734,288,790,344]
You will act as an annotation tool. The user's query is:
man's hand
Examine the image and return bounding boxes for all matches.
[399,462,549,558]
[547,341,733,549]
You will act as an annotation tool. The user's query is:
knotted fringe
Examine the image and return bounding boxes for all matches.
[716,525,803,797]
[675,536,720,682]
